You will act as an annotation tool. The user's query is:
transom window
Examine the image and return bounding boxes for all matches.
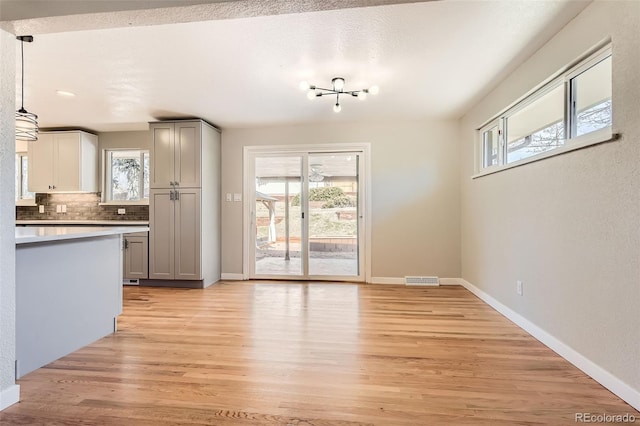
[104,150,150,202]
[479,45,612,172]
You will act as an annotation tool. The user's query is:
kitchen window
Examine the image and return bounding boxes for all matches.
[104,150,149,203]
[476,44,613,176]
[15,153,35,205]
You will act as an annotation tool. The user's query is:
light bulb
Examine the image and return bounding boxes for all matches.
[333,103,342,113]
[333,77,345,91]
[357,91,367,100]
[368,85,379,95]
[307,90,317,100]
[299,81,310,91]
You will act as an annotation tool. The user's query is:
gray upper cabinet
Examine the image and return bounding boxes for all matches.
[150,121,201,188]
[28,131,98,193]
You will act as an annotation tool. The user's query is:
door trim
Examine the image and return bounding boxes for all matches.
[243,143,371,283]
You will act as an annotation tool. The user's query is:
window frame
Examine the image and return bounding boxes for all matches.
[15,152,36,206]
[475,44,614,178]
[101,149,150,205]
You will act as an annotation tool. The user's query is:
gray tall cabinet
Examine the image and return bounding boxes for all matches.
[147,120,221,288]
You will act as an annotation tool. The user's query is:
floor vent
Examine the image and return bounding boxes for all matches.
[405,276,439,286]
[123,279,139,285]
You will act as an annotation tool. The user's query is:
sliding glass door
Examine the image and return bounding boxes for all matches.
[250,151,363,281]
[254,155,303,276]
[307,153,359,277]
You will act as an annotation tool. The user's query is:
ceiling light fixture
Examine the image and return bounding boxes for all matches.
[56,90,76,97]
[300,77,378,113]
[16,35,38,141]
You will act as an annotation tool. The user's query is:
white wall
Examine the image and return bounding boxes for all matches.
[221,120,460,280]
[0,28,19,410]
[460,0,640,405]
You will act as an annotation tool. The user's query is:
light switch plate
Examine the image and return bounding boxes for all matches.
[56,205,62,213]
[38,205,44,213]
[61,205,67,213]
[226,193,232,202]
[117,208,126,215]
[233,193,242,202]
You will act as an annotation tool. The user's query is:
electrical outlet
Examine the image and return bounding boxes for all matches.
[117,208,126,215]
[56,205,62,213]
[38,205,44,214]
[61,205,67,213]
[516,280,523,296]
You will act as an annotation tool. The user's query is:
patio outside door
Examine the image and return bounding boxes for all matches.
[250,151,363,281]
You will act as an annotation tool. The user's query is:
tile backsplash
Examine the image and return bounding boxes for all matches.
[16,193,149,221]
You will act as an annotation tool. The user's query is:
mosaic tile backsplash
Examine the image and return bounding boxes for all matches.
[16,193,149,221]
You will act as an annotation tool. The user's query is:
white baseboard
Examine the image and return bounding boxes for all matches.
[220,273,244,281]
[369,277,404,285]
[459,278,640,412]
[0,384,20,411]
[369,277,462,286]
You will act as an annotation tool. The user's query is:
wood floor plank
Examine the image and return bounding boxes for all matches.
[1,282,636,425]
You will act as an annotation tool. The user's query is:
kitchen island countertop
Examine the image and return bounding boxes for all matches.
[16,225,149,244]
[16,220,149,226]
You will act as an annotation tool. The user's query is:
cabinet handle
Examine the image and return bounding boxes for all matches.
[170,191,175,201]
[124,239,129,249]
[175,190,180,201]
[52,185,56,190]
[174,181,179,186]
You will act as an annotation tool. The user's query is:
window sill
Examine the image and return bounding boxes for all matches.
[99,201,149,206]
[472,130,620,179]
[16,199,36,207]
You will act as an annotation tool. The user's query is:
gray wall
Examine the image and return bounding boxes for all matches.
[221,120,461,280]
[460,0,640,396]
[0,28,17,405]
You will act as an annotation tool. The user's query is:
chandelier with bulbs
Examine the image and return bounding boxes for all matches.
[299,77,379,113]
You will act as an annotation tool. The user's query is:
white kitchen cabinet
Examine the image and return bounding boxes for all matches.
[148,119,220,288]
[150,121,201,189]
[123,232,148,280]
[28,131,98,192]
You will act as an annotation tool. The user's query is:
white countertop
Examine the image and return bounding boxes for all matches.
[16,220,149,226]
[16,226,150,245]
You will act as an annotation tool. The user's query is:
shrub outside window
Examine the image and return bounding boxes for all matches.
[105,150,149,202]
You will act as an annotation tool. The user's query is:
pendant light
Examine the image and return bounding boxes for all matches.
[16,35,38,142]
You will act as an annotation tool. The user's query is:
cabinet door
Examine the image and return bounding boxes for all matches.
[124,236,149,279]
[149,190,175,279]
[150,123,175,188]
[27,133,55,192]
[174,188,201,280]
[174,122,201,188]
[54,133,80,191]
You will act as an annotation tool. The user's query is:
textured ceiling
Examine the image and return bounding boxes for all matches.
[10,0,590,131]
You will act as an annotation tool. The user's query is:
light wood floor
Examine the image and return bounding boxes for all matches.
[1,281,636,425]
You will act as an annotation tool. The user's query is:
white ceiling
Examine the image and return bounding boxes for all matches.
[12,0,590,132]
